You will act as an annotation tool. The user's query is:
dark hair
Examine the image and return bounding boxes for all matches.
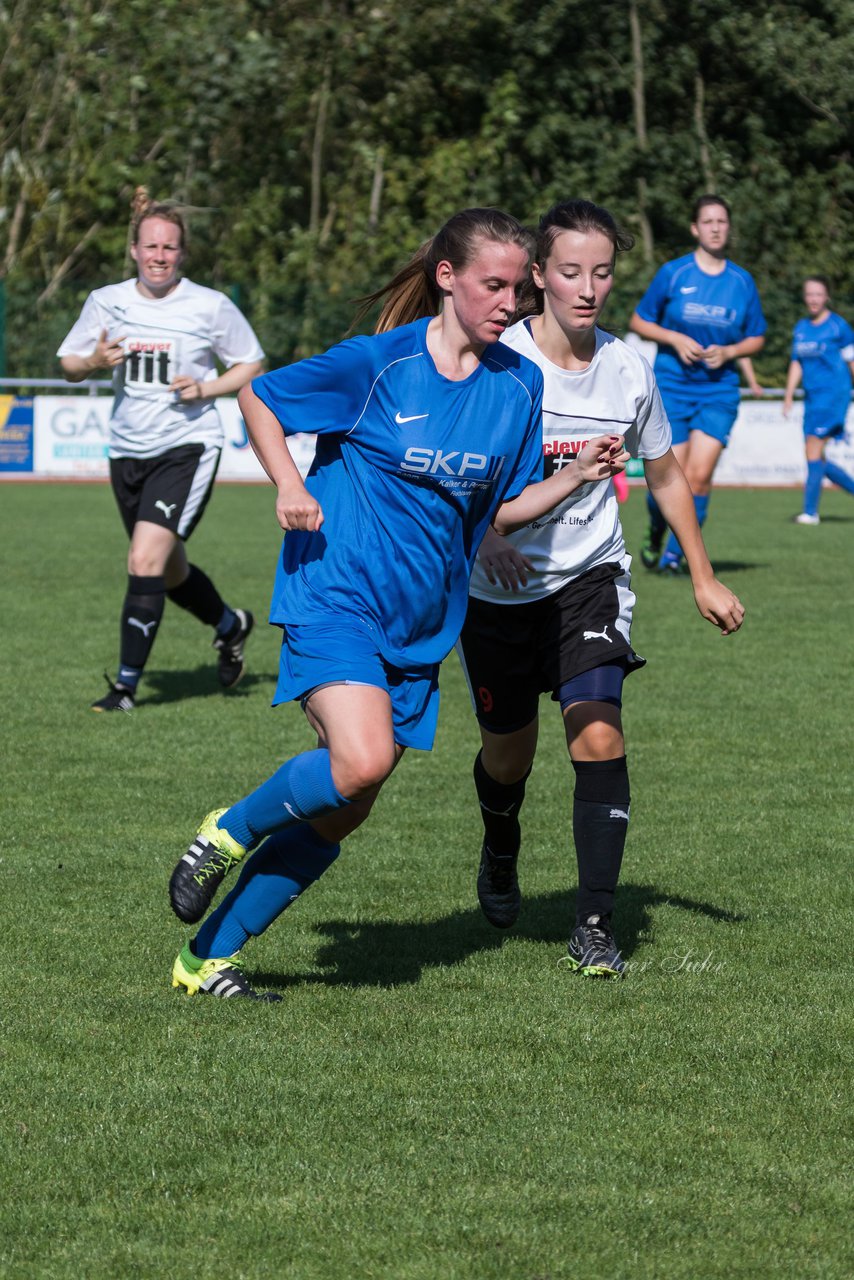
[520,199,633,315]
[691,194,731,222]
[130,189,187,248]
[804,274,831,293]
[358,208,533,333]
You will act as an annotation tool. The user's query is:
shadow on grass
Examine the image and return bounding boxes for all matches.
[708,559,768,574]
[630,555,766,575]
[141,664,275,705]
[254,884,746,991]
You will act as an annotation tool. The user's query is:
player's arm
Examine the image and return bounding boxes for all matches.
[738,357,763,396]
[171,359,264,404]
[494,435,628,535]
[782,360,803,417]
[476,525,534,592]
[643,450,744,635]
[629,312,704,366]
[60,329,125,382]
[237,382,322,532]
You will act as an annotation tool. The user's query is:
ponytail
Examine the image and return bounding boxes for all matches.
[355,208,533,334]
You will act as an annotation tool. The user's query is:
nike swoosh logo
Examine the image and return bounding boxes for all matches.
[680,287,698,294]
[395,412,429,425]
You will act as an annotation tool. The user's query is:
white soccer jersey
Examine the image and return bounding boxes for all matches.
[469,319,672,603]
[57,278,264,458]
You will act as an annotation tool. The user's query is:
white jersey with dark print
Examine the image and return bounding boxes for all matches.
[57,278,264,458]
[469,319,672,603]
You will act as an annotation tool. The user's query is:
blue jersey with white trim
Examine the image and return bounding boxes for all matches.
[254,317,544,667]
[791,312,854,415]
[635,253,766,392]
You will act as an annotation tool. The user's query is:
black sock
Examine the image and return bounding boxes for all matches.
[167,563,227,628]
[572,756,630,925]
[119,574,165,683]
[473,750,530,858]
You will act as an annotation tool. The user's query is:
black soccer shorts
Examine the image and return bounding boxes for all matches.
[457,561,645,733]
[109,443,221,540]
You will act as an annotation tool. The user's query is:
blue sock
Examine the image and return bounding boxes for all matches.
[219,748,350,847]
[117,665,142,691]
[215,605,238,638]
[693,493,710,528]
[803,460,825,515]
[662,493,709,562]
[192,826,341,959]
[646,491,667,537]
[823,460,854,497]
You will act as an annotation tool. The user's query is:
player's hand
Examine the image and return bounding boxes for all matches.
[693,577,745,636]
[782,399,792,418]
[478,532,534,592]
[93,329,126,371]
[669,333,705,366]
[170,375,205,402]
[276,481,323,532]
[576,434,630,483]
[700,344,732,370]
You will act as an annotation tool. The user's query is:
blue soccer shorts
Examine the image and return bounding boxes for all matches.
[273,617,440,751]
[802,402,847,440]
[660,386,740,448]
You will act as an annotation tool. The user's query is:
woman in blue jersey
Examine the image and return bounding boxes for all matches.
[783,275,854,524]
[166,207,629,1000]
[457,200,745,978]
[630,195,766,573]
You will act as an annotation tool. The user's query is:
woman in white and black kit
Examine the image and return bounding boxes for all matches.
[58,201,265,710]
[457,200,744,976]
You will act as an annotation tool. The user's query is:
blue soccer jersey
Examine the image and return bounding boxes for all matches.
[791,311,854,421]
[253,317,544,668]
[635,253,766,393]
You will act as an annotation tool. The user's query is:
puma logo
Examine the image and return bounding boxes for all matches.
[128,617,157,638]
[155,500,177,518]
[583,626,613,643]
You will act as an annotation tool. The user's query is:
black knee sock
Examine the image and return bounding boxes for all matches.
[167,563,228,629]
[646,491,668,538]
[572,756,630,925]
[119,574,165,685]
[473,750,530,858]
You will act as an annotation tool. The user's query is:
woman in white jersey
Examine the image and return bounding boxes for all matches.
[58,200,265,711]
[457,199,745,977]
[165,208,629,1000]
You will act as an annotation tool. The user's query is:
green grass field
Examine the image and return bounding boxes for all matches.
[1,482,851,1280]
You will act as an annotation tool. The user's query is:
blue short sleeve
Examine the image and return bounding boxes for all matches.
[252,337,376,437]
[742,277,767,339]
[634,264,671,324]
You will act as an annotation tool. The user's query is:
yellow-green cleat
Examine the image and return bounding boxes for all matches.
[169,808,247,924]
[566,916,625,978]
[171,946,281,1001]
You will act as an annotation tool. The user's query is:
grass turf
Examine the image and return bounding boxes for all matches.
[1,482,851,1279]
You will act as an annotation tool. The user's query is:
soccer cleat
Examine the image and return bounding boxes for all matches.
[169,808,247,923]
[793,512,820,525]
[657,554,689,577]
[477,841,521,929]
[91,674,135,713]
[640,522,665,570]
[171,948,281,1001]
[213,609,254,689]
[566,915,625,978]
